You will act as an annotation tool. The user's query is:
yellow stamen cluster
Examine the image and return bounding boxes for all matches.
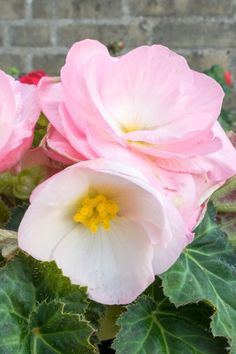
[73,194,120,233]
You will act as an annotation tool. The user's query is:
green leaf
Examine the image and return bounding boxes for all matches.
[218,110,235,131]
[22,254,89,314]
[161,206,236,353]
[13,166,46,200]
[86,300,106,331]
[212,176,236,213]
[0,253,97,353]
[0,299,95,353]
[6,67,21,78]
[0,199,10,227]
[24,255,104,343]
[215,213,236,248]
[0,229,18,260]
[0,171,16,196]
[113,285,227,354]
[5,204,28,231]
[29,301,95,354]
[211,177,236,248]
[1,166,46,202]
[32,113,49,147]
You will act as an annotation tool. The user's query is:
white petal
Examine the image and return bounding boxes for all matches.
[53,217,154,304]
[114,186,165,243]
[18,204,76,261]
[78,159,167,244]
[30,164,89,205]
[19,165,89,261]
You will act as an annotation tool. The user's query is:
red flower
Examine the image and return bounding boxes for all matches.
[19,70,47,85]
[224,70,233,87]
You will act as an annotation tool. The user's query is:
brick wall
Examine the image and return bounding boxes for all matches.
[0,0,236,109]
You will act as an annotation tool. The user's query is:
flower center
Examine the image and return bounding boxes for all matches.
[123,125,141,133]
[73,194,119,234]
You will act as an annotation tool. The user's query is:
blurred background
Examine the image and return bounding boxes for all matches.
[0,0,236,110]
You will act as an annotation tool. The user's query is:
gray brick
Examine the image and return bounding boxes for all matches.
[0,53,26,72]
[182,50,230,72]
[55,0,122,19]
[129,0,236,16]
[0,26,3,46]
[229,51,236,74]
[56,23,148,48]
[9,25,51,47]
[32,54,66,75]
[0,0,25,19]
[0,0,236,105]
[32,0,54,18]
[153,21,236,49]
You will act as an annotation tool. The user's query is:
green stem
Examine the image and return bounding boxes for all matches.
[97,305,124,341]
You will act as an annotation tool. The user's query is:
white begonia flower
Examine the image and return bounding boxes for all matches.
[18,159,191,304]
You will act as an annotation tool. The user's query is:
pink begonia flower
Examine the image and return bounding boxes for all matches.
[0,69,40,173]
[38,40,236,228]
[18,159,192,305]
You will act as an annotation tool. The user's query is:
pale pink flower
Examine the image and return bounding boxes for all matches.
[38,40,236,228]
[18,159,191,304]
[0,70,40,172]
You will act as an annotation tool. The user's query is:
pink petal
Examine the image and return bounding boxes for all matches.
[61,39,110,132]
[45,125,87,163]
[205,122,236,181]
[152,200,193,274]
[59,103,98,159]
[0,136,33,173]
[0,72,40,172]
[99,45,193,132]
[38,76,65,136]
[0,70,15,149]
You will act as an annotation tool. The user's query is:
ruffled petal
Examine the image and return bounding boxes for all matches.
[99,45,193,131]
[4,81,40,151]
[0,70,15,149]
[61,39,111,132]
[59,103,98,159]
[152,201,193,274]
[0,136,33,173]
[45,125,85,163]
[38,77,64,135]
[205,122,236,181]
[0,73,40,172]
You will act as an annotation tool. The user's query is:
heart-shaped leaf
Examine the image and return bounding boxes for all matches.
[161,206,236,353]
